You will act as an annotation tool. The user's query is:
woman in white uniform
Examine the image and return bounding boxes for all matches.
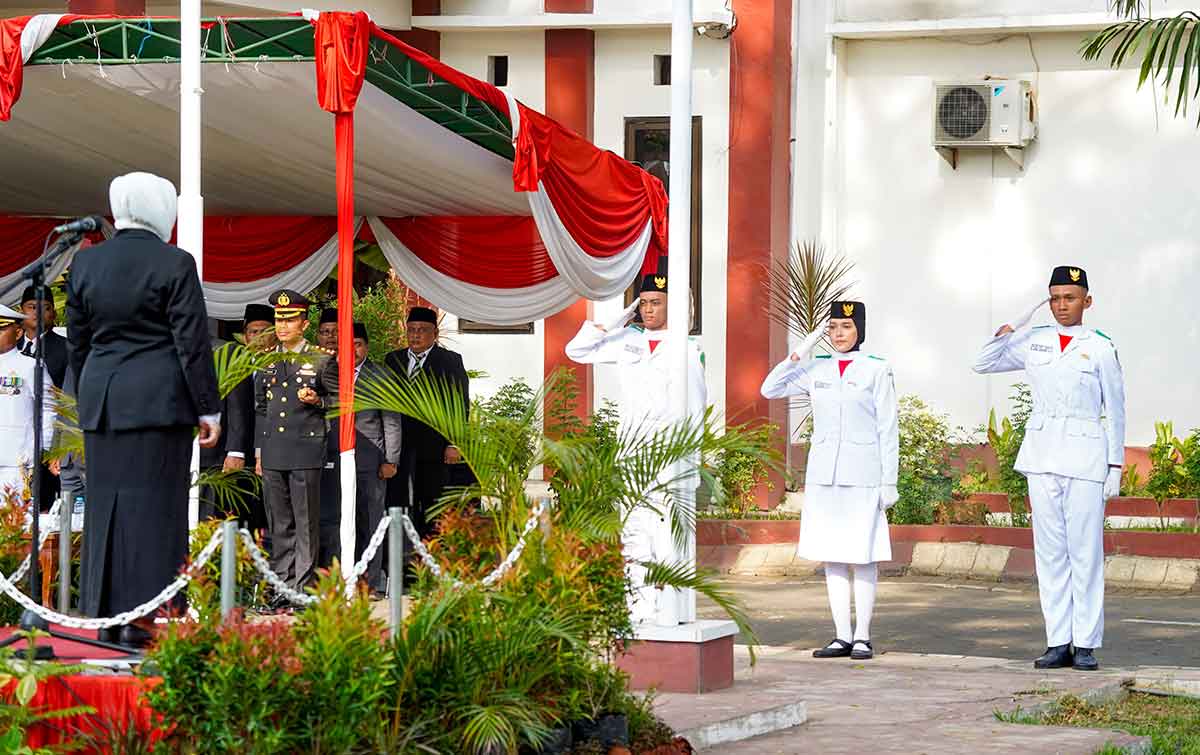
[760,301,898,660]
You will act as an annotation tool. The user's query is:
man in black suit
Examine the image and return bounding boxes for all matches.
[255,289,330,594]
[18,284,68,509]
[316,307,341,568]
[383,307,469,543]
[324,323,402,595]
[67,172,220,648]
[199,303,272,532]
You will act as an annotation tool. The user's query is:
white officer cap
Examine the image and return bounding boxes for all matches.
[0,303,23,327]
[109,172,178,243]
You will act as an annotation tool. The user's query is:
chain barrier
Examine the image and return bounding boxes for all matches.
[0,527,224,630]
[401,498,546,589]
[343,515,392,598]
[7,499,63,585]
[236,528,317,607]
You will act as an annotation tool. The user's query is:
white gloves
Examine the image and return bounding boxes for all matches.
[789,320,829,362]
[880,485,900,511]
[1005,297,1050,332]
[600,298,641,333]
[1103,467,1121,502]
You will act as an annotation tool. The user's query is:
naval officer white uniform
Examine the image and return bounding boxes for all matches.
[761,301,897,660]
[566,272,706,627]
[973,265,1125,671]
[0,304,55,498]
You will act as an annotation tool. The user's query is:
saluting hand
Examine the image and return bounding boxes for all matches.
[599,298,642,333]
[997,297,1050,336]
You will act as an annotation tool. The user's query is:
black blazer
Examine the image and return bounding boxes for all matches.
[18,331,69,389]
[382,344,469,463]
[200,372,255,468]
[66,229,220,432]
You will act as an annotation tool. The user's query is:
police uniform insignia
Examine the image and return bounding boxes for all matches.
[842,303,855,317]
[278,292,291,306]
[0,372,23,395]
[1068,268,1082,283]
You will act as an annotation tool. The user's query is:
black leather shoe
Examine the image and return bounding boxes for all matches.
[1073,647,1100,671]
[850,640,874,660]
[118,624,155,649]
[97,626,120,644]
[1033,644,1073,669]
[813,639,853,658]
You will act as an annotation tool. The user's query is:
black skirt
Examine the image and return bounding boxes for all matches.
[80,425,192,617]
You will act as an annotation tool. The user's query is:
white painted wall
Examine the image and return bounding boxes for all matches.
[440,0,542,15]
[834,0,1110,23]
[822,31,1200,444]
[592,27,731,421]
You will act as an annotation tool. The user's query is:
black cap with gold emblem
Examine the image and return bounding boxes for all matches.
[1049,265,1088,290]
[640,273,668,293]
[830,300,866,349]
[269,289,310,320]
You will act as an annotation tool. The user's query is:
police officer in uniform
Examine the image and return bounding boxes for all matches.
[565,272,706,627]
[0,303,54,497]
[974,266,1125,671]
[255,290,331,594]
[761,301,898,660]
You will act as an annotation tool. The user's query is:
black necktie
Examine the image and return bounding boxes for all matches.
[20,340,34,358]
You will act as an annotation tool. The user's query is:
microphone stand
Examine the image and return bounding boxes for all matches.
[0,231,135,659]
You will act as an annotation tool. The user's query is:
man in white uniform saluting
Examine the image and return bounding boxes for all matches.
[973,265,1125,671]
[565,272,706,627]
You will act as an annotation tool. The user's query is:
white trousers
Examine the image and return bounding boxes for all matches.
[624,501,695,627]
[1027,473,1105,649]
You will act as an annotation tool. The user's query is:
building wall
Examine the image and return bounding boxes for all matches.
[833,0,1111,22]
[827,31,1200,444]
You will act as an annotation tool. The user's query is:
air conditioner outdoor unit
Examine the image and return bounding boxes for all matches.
[932,80,1036,168]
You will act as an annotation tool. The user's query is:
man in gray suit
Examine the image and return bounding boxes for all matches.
[326,323,402,596]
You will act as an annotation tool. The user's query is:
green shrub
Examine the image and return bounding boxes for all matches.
[986,384,1033,527]
[891,395,960,526]
[713,424,777,517]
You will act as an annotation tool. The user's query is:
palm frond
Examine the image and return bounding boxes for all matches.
[193,468,262,515]
[764,239,856,341]
[212,342,310,399]
[1081,11,1200,124]
[45,387,83,463]
[639,559,759,662]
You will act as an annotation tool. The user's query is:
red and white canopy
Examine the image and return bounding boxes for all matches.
[0,13,668,324]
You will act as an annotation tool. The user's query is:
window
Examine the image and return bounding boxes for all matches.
[458,319,534,335]
[488,55,509,87]
[624,116,702,335]
[653,54,671,86]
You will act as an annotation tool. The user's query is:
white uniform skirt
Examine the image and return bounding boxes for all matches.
[797,484,892,564]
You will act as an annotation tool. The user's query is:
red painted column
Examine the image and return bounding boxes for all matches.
[726,0,793,507]
[68,0,143,13]
[543,25,595,422]
[395,0,441,57]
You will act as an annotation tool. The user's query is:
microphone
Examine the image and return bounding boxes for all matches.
[52,216,103,235]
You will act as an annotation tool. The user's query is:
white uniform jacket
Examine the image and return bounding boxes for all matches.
[973,325,1125,483]
[761,352,898,488]
[0,348,55,473]
[565,322,707,438]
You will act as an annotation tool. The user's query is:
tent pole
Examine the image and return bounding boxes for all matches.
[180,0,205,531]
[662,0,695,626]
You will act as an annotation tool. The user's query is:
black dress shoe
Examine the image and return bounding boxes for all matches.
[97,626,120,644]
[850,640,874,660]
[813,639,853,658]
[1033,644,1073,669]
[118,624,155,649]
[1072,647,1100,671]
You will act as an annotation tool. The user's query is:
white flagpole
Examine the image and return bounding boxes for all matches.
[661,0,695,626]
[180,0,205,529]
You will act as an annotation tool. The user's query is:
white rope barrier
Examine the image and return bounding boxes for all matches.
[0,527,224,630]
[8,498,63,585]
[401,499,546,589]
[236,528,317,607]
[343,514,392,599]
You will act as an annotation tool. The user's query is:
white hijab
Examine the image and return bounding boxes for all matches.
[109,172,178,242]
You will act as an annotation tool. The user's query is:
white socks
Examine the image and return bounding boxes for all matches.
[824,561,878,643]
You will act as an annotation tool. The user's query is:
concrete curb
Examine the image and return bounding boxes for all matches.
[677,700,808,751]
[700,543,1200,591]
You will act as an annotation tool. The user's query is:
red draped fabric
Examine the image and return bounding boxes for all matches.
[186,216,338,283]
[367,23,667,272]
[315,10,370,455]
[0,215,59,275]
[377,216,555,288]
[3,675,166,751]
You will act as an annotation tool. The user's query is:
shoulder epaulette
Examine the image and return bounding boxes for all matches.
[1093,329,1112,341]
[815,354,831,359]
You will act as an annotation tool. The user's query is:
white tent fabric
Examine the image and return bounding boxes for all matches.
[201,220,354,320]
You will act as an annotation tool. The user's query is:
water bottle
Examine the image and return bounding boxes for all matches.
[72,495,85,516]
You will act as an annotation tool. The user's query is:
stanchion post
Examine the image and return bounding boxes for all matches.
[221,520,237,618]
[57,501,71,613]
[388,507,403,638]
